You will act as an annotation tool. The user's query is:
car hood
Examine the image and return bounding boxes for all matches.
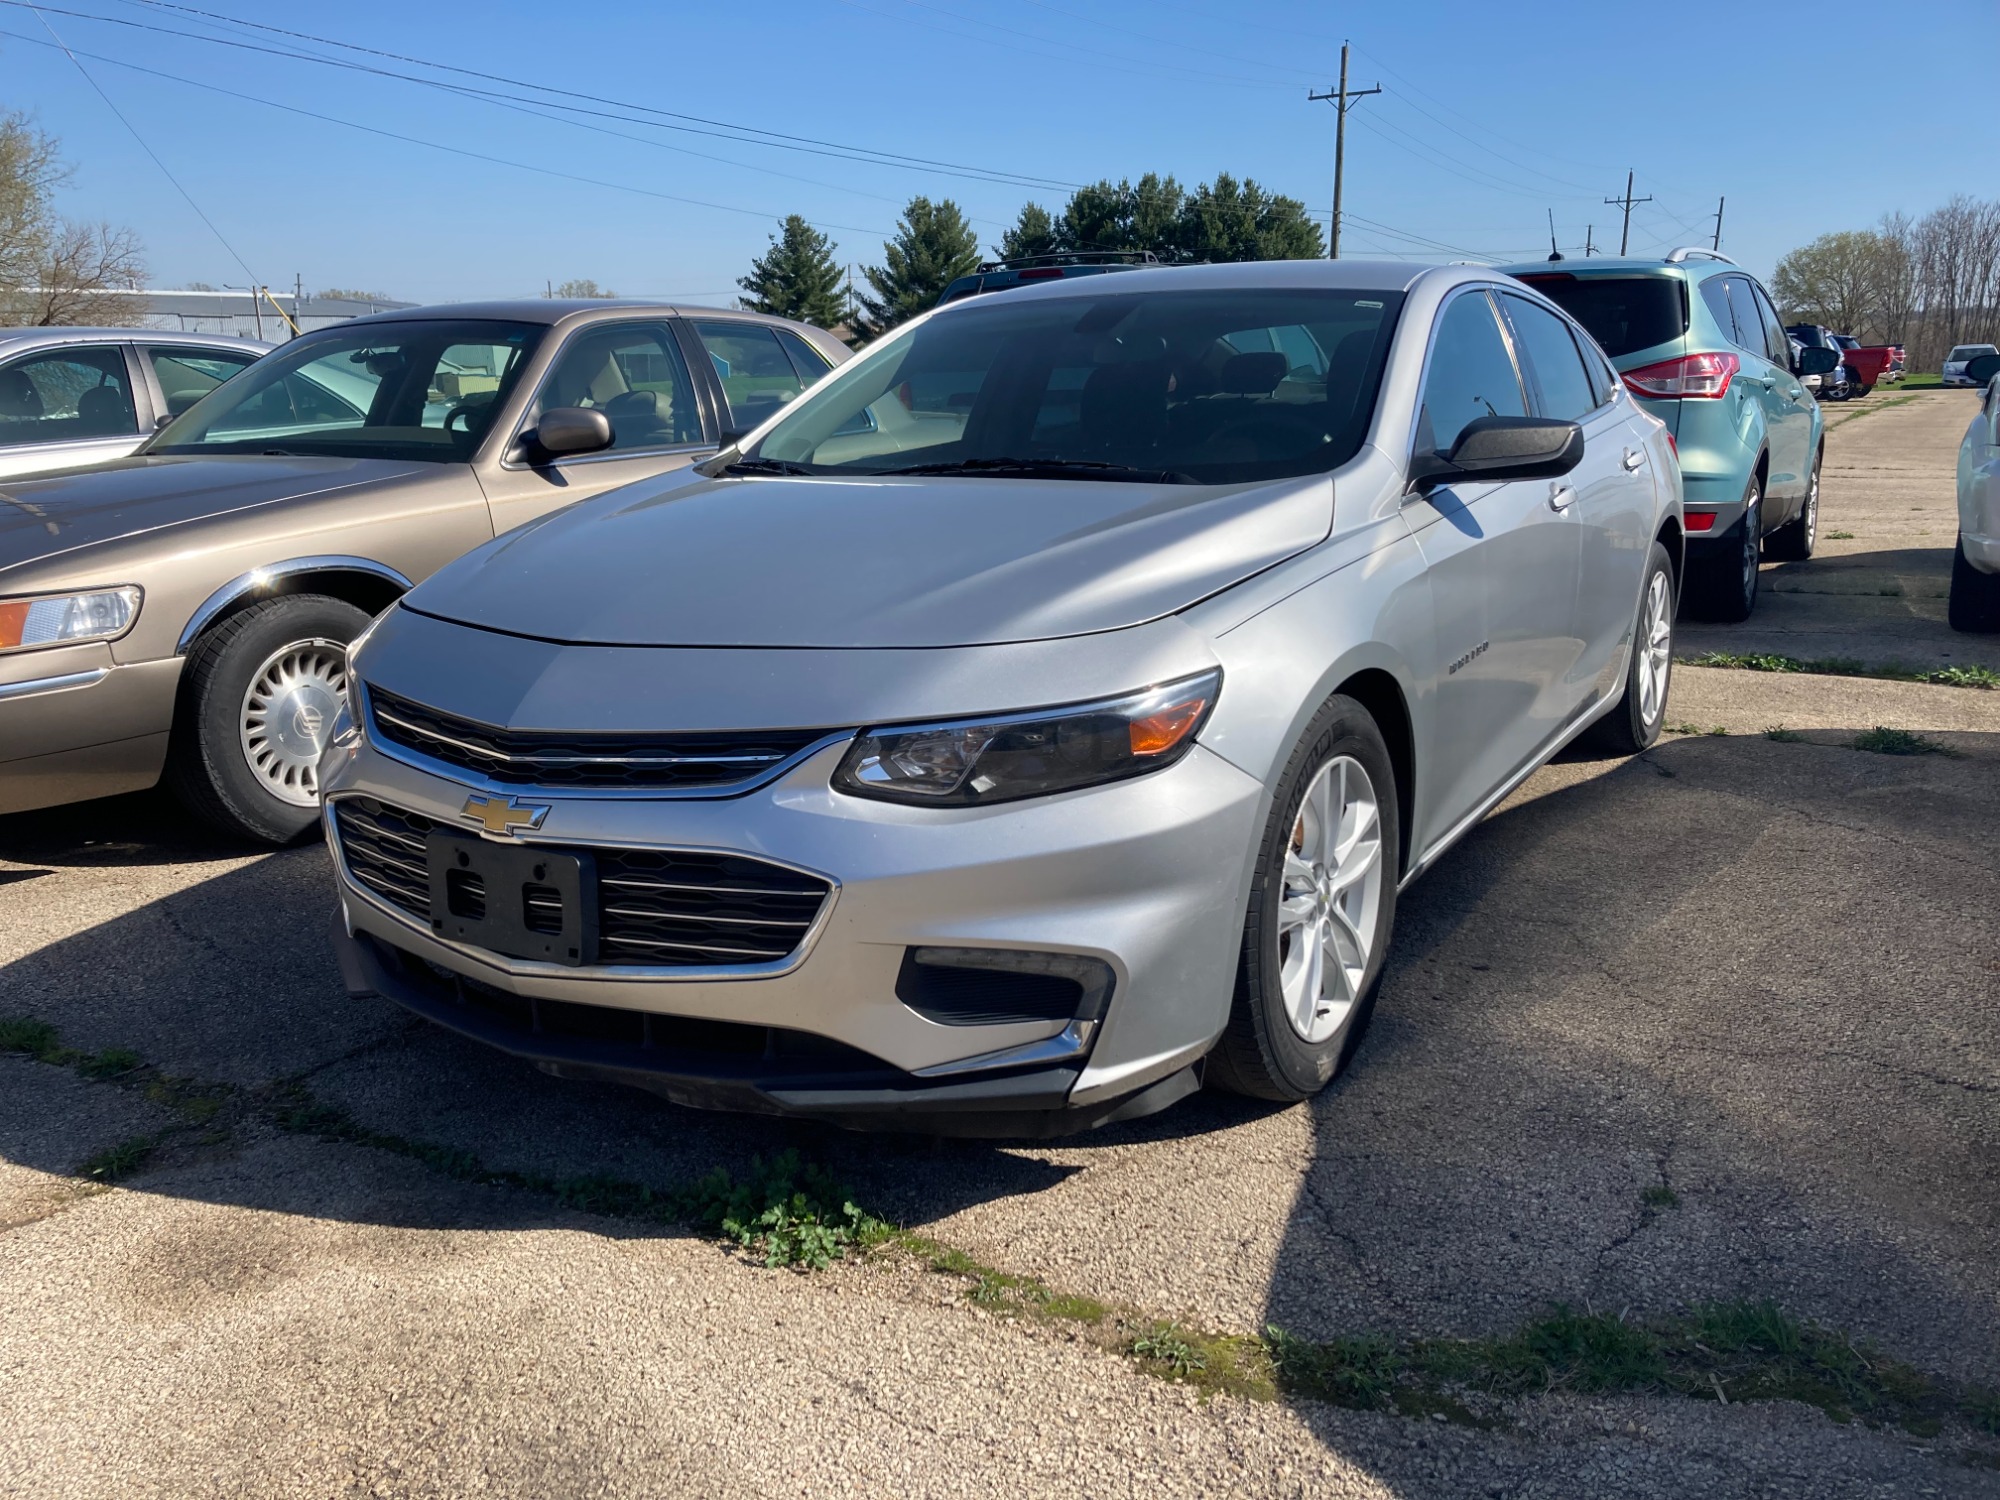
[0,454,431,576]
[408,469,1333,649]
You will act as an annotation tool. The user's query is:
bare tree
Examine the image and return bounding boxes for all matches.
[554,278,616,299]
[12,220,145,326]
[0,110,147,327]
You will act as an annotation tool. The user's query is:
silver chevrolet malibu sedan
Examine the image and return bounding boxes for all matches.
[320,261,1683,1134]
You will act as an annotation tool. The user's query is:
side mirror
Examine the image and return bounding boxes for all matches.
[1965,353,2000,386]
[1796,347,1841,378]
[531,406,614,458]
[1408,415,1584,492]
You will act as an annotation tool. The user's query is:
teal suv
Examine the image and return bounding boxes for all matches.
[1505,250,1839,620]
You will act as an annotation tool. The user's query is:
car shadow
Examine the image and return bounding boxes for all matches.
[2,728,1996,1396]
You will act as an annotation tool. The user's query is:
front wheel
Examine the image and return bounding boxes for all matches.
[1949,535,2000,633]
[1764,449,1820,562]
[1208,695,1400,1102]
[1584,542,1676,755]
[166,593,372,843]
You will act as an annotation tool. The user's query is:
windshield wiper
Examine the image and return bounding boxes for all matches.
[721,456,816,476]
[874,457,1196,483]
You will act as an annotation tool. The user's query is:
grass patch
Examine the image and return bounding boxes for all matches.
[1682,651,1996,691]
[1825,529,1856,540]
[0,1015,67,1063]
[77,1135,154,1183]
[1850,726,1955,757]
[1641,1184,1681,1208]
[1763,726,1806,743]
[76,1047,144,1080]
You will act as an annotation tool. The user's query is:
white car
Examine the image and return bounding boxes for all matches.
[1943,343,1998,388]
[1952,353,2000,632]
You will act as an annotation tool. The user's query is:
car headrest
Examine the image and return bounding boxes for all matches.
[0,368,43,418]
[77,384,127,431]
[1217,351,1289,396]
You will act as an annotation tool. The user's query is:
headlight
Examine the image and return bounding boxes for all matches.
[0,587,142,654]
[833,670,1220,806]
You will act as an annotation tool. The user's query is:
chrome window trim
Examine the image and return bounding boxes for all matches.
[357,681,855,801]
[0,667,108,701]
[325,791,842,983]
[176,556,412,654]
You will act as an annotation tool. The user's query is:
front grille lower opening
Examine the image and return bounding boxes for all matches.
[896,948,1115,1028]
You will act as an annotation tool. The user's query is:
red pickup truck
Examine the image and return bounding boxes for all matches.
[1833,334,1899,394]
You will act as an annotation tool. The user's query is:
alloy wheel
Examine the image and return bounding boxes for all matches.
[239,637,347,807]
[1276,755,1385,1044]
[1802,466,1820,551]
[1741,486,1762,602]
[1637,568,1673,728]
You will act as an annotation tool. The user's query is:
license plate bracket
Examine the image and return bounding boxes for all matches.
[424,831,596,966]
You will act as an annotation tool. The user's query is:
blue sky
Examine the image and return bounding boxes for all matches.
[5,0,1993,305]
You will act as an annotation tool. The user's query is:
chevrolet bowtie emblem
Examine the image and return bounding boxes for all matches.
[460,794,550,837]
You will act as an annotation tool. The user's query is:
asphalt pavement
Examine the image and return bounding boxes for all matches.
[2,394,1996,1498]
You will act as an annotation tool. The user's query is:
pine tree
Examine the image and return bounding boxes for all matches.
[738,216,845,329]
[998,203,1058,262]
[855,197,980,340]
[1177,176,1323,263]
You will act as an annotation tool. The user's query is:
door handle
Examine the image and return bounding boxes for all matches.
[1548,482,1575,512]
[1621,448,1645,471]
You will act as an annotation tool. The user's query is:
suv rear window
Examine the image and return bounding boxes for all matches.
[1508,274,1684,358]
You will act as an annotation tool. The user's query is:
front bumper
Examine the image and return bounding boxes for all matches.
[0,651,180,816]
[321,731,1264,1133]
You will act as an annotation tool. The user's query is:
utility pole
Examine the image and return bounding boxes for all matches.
[1711,196,1726,252]
[250,287,263,341]
[1309,42,1381,260]
[1585,225,1596,258]
[1605,170,1652,256]
[293,273,302,338]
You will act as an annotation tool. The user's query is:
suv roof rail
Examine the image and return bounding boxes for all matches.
[972,249,1162,273]
[1664,247,1738,266]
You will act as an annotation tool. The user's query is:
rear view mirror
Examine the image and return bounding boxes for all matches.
[1797,347,1841,377]
[532,406,614,458]
[1966,353,2000,385]
[1408,415,1584,491]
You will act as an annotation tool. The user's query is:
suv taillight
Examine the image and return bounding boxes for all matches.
[1623,351,1739,400]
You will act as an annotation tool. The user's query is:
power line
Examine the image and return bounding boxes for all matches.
[25,3,259,284]
[0,25,898,239]
[70,0,1080,192]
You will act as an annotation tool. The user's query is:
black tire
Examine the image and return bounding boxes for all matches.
[1684,476,1763,623]
[1949,535,2000,633]
[1855,383,1874,398]
[1208,695,1401,1103]
[1583,541,1676,755]
[166,593,372,844]
[1763,448,1820,562]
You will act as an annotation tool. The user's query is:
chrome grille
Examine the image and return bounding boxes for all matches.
[363,684,839,792]
[331,797,834,969]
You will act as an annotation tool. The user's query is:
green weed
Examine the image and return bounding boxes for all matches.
[1132,1323,1209,1378]
[0,1015,66,1062]
[1681,651,1995,691]
[1850,726,1955,757]
[1642,1184,1681,1209]
[676,1150,888,1269]
[78,1136,154,1183]
[1825,529,1856,540]
[77,1047,143,1080]
[1920,664,2000,690]
[1763,726,1806,743]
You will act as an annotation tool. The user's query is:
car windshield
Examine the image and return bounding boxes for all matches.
[1510,274,1684,358]
[741,287,1404,485]
[149,319,545,462]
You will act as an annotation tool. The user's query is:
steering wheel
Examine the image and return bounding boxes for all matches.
[442,401,487,436]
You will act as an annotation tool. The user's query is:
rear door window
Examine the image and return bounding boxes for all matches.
[1502,294,1602,421]
[1508,274,1685,358]
[692,320,807,432]
[1417,291,1527,454]
[1700,278,1741,344]
[1725,278,1770,363]
[0,345,137,447]
[147,346,257,418]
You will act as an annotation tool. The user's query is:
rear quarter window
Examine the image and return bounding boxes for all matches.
[1508,274,1685,358]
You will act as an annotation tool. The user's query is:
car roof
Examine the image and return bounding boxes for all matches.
[925,258,1441,313]
[337,299,808,331]
[0,326,273,350]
